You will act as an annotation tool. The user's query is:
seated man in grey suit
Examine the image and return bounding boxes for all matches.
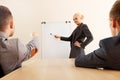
[0,5,39,77]
[75,0,120,70]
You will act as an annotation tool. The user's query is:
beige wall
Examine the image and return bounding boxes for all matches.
[0,0,115,57]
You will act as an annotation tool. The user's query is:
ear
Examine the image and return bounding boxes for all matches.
[10,20,14,29]
[113,19,116,28]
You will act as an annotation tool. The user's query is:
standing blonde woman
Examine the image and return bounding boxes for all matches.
[55,13,93,58]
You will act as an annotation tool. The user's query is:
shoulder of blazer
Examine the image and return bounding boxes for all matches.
[100,37,113,45]
[77,23,88,30]
[101,36,118,43]
[99,36,118,50]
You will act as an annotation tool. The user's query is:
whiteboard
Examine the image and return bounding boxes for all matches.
[41,21,71,59]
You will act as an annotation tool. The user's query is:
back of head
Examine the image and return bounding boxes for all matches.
[0,5,12,31]
[110,0,120,26]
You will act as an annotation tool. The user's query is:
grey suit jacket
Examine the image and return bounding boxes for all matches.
[0,32,39,77]
[75,32,120,70]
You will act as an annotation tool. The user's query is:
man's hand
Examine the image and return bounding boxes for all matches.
[30,48,38,58]
[32,32,36,36]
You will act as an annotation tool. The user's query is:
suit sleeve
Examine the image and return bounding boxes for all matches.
[17,36,39,63]
[60,34,72,41]
[80,25,93,48]
[75,40,107,68]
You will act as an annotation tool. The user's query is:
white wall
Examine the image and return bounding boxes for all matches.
[0,0,115,58]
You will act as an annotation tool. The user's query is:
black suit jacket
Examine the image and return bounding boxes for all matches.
[75,32,120,70]
[61,23,93,58]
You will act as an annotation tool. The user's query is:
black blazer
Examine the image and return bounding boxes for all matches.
[60,23,93,49]
[75,32,120,70]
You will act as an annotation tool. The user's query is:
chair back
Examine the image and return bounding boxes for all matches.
[0,65,4,78]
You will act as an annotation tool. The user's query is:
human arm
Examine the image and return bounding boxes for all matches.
[80,25,93,48]
[29,32,38,58]
[18,32,39,62]
[54,34,72,41]
[75,40,107,68]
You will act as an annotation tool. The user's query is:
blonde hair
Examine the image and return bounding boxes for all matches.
[74,12,84,20]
